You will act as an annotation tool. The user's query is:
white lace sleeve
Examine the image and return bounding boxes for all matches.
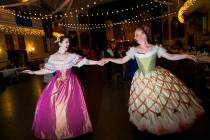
[126,47,135,59]
[73,54,89,68]
[44,62,56,72]
[157,45,167,58]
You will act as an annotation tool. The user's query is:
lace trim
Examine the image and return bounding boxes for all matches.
[44,55,85,71]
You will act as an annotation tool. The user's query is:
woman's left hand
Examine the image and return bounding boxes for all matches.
[22,70,34,75]
[98,58,109,66]
[188,55,198,62]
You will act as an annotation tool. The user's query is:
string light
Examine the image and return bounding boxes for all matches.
[0,1,98,20]
[0,1,161,20]
[63,12,177,30]
[0,1,174,31]
[152,0,174,5]
[0,24,63,37]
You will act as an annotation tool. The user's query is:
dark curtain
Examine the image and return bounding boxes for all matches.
[42,19,53,38]
[18,35,26,50]
[5,34,15,51]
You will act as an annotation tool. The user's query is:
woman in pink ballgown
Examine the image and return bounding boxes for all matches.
[23,36,105,139]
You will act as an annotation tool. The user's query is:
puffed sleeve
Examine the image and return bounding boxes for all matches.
[44,62,56,72]
[73,54,89,68]
[157,45,167,58]
[126,47,135,59]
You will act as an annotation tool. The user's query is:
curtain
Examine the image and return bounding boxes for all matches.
[4,34,14,51]
[18,35,26,50]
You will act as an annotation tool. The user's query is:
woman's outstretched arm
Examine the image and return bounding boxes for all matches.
[22,69,54,75]
[74,55,106,67]
[22,56,55,75]
[103,55,132,64]
[85,59,106,66]
[161,52,197,62]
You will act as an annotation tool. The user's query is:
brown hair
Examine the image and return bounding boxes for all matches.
[136,26,150,37]
[136,25,152,43]
[54,36,69,47]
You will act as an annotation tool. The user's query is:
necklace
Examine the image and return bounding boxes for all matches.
[57,51,67,55]
[136,44,152,54]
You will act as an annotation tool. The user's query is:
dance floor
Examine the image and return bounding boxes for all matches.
[0,66,210,140]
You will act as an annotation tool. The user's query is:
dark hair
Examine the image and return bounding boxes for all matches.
[54,35,69,46]
[136,26,149,37]
[59,36,69,43]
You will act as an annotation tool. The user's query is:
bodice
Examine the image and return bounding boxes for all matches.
[126,45,166,74]
[54,69,73,80]
[44,53,88,72]
[135,52,157,74]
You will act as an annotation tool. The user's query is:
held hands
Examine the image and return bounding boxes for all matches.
[22,70,34,75]
[97,58,110,66]
[187,55,198,62]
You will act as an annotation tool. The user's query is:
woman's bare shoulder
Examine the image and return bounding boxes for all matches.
[48,53,57,60]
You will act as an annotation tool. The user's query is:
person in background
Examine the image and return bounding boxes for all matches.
[124,51,138,81]
[113,46,124,85]
[104,43,114,80]
[88,48,97,60]
[22,36,106,139]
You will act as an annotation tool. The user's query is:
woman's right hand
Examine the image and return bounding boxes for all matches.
[22,70,34,75]
[97,58,109,66]
[102,58,110,65]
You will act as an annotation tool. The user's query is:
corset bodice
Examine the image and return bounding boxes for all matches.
[135,53,157,74]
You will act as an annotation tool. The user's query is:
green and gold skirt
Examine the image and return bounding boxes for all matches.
[129,67,204,135]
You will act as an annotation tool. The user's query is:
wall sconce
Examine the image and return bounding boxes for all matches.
[21,0,29,2]
[29,47,35,55]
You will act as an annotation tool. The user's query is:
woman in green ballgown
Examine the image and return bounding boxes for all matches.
[103,27,204,135]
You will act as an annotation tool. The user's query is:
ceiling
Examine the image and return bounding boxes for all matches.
[194,0,210,14]
[0,0,178,24]
[0,0,119,15]
[184,0,210,15]
[0,0,178,14]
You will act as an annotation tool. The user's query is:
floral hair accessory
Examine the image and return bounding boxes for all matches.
[54,36,60,43]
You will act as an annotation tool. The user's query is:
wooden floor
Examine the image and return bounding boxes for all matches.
[0,66,210,140]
